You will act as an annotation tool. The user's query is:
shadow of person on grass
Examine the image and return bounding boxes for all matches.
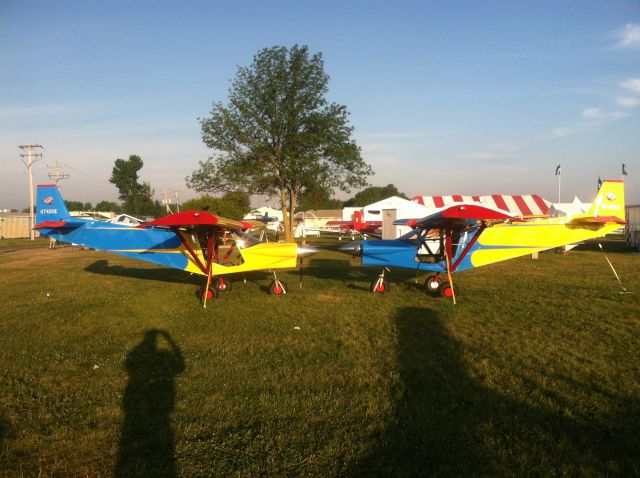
[115,330,185,478]
[349,307,640,476]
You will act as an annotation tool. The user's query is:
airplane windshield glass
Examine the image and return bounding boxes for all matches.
[231,230,261,248]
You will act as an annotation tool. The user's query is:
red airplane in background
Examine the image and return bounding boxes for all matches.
[324,210,382,240]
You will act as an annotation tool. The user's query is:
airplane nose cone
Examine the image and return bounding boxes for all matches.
[338,241,361,256]
[297,245,318,258]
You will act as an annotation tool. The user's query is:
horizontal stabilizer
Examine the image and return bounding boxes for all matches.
[568,215,626,225]
[33,219,87,229]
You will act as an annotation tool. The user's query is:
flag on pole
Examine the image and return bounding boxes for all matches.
[622,163,628,176]
[555,164,561,175]
[597,177,602,190]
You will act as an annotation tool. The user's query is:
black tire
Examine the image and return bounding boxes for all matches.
[199,285,219,301]
[424,275,441,296]
[370,278,390,294]
[215,278,232,292]
[438,281,458,299]
[269,281,287,296]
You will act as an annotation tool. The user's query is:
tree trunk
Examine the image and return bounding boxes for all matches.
[288,189,297,242]
[279,188,292,242]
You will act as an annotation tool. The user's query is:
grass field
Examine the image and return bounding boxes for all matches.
[1,239,639,477]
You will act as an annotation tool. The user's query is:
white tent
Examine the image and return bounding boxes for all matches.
[361,196,431,239]
[244,206,283,221]
[548,196,590,217]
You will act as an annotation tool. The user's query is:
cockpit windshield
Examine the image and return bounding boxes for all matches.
[230,230,261,249]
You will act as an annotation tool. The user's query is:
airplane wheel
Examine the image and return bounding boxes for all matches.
[370,279,390,294]
[425,275,441,296]
[270,281,287,296]
[215,278,232,292]
[200,285,219,300]
[439,281,457,299]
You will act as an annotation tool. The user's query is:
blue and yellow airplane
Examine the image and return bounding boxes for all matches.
[340,180,626,301]
[35,184,316,306]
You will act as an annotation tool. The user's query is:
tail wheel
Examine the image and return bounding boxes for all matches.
[424,275,441,296]
[215,278,232,292]
[270,281,287,296]
[200,285,219,301]
[439,281,457,299]
[370,279,390,294]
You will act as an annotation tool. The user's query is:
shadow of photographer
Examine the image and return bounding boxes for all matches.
[115,329,185,477]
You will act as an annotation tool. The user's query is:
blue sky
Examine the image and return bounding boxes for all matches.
[1,0,639,209]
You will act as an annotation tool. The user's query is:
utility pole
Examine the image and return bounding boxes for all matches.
[47,160,69,184]
[172,190,181,212]
[19,144,43,240]
[161,189,172,213]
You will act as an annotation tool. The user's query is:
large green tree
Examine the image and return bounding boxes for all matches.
[109,155,163,217]
[344,184,408,207]
[187,45,373,241]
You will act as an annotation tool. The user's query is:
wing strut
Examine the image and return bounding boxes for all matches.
[451,223,486,272]
[202,233,215,308]
[176,230,207,273]
[443,225,457,304]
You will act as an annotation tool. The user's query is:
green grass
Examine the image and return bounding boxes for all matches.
[1,239,639,476]
[0,238,52,251]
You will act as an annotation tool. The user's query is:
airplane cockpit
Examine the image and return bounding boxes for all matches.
[399,225,475,264]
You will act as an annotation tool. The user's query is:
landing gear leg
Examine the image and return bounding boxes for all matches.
[269,271,287,296]
[370,267,391,294]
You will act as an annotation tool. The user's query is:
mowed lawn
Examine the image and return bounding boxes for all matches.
[1,239,639,477]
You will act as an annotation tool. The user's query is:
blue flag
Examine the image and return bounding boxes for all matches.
[555,164,561,175]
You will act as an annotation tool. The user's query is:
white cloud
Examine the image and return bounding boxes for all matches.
[582,108,603,120]
[617,97,640,109]
[621,78,640,93]
[615,23,640,49]
[550,127,572,139]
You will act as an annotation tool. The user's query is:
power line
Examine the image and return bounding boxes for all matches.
[47,160,70,184]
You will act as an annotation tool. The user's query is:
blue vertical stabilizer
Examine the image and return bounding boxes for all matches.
[35,184,71,225]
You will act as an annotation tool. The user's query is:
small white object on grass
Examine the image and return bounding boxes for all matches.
[294,326,301,330]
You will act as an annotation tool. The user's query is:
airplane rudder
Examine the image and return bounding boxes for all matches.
[35,184,70,225]
[590,180,625,221]
[353,210,363,231]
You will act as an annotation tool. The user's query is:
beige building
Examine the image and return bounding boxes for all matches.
[0,213,41,239]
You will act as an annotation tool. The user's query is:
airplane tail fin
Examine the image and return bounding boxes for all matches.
[353,210,363,231]
[35,184,71,226]
[587,180,625,223]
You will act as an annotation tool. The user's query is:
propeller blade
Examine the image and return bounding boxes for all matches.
[299,257,304,289]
